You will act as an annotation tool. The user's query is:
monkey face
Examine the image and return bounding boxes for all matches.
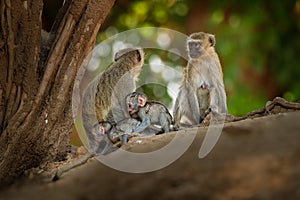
[93,122,112,135]
[91,124,106,142]
[187,32,216,60]
[126,92,147,115]
[188,40,207,59]
[127,101,139,115]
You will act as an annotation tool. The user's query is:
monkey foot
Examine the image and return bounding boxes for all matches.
[201,112,229,126]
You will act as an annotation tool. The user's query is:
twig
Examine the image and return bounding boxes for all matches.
[265,97,300,112]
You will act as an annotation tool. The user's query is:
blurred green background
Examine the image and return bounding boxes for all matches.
[42,0,300,145]
[98,0,300,116]
[44,0,300,117]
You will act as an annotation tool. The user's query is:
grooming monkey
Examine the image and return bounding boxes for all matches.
[126,92,173,133]
[174,32,227,127]
[82,48,144,152]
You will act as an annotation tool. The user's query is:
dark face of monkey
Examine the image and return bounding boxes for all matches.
[187,32,215,59]
[126,92,146,115]
[92,122,112,141]
[188,41,202,59]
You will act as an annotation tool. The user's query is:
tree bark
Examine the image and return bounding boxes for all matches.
[0,0,115,186]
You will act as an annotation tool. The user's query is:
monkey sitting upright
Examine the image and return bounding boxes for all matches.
[126,92,173,133]
[173,32,227,128]
[82,48,144,145]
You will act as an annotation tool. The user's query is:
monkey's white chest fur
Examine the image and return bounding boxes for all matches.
[188,60,213,89]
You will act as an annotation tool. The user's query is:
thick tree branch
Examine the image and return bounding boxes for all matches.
[4,0,14,102]
[0,0,116,186]
[42,0,115,159]
[0,0,43,132]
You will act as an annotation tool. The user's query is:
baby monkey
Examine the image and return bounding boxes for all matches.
[91,118,142,155]
[126,92,173,133]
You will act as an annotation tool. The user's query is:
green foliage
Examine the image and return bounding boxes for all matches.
[96,0,300,116]
[98,0,187,42]
[205,0,300,115]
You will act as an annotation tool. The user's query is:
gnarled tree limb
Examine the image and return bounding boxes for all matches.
[0,0,115,187]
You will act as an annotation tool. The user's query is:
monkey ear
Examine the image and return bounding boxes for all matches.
[208,34,215,47]
[138,96,146,107]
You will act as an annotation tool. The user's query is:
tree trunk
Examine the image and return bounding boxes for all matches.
[0,0,115,186]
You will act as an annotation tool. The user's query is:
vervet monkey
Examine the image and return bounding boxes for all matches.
[82,48,144,145]
[90,118,142,155]
[174,32,227,127]
[126,92,173,133]
[89,121,114,155]
[92,116,163,154]
[94,119,141,143]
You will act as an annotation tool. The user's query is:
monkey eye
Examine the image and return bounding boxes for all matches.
[189,42,200,49]
[128,103,133,109]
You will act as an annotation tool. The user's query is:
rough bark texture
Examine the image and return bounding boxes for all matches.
[0,0,115,186]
